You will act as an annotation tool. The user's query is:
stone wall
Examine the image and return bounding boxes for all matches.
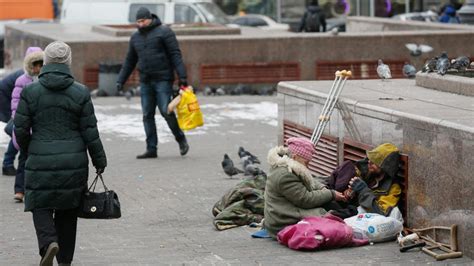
[278,80,474,258]
[5,22,474,89]
[346,16,474,32]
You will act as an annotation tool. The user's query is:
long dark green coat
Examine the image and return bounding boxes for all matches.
[14,63,107,211]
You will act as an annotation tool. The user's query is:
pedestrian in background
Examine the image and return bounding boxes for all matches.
[116,7,189,159]
[298,0,327,32]
[10,46,44,202]
[14,41,107,266]
[0,69,23,176]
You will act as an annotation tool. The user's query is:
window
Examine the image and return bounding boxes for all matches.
[232,17,248,26]
[174,4,202,24]
[129,4,165,22]
[247,17,268,27]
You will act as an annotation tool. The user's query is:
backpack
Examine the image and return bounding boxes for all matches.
[305,11,320,32]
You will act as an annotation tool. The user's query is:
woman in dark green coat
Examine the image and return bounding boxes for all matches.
[14,41,107,266]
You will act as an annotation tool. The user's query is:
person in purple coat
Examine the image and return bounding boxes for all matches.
[11,46,44,202]
[1,69,23,176]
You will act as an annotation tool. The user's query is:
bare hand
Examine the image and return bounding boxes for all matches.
[334,191,347,202]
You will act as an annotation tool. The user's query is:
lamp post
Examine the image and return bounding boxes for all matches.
[458,0,474,24]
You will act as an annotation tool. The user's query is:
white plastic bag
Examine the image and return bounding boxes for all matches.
[344,213,403,243]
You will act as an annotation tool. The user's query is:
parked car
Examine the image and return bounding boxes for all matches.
[326,17,346,32]
[392,11,439,22]
[230,14,290,31]
[61,0,230,25]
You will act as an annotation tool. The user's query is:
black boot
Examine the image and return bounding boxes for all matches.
[136,151,157,159]
[179,139,189,156]
[2,166,16,176]
[40,242,59,266]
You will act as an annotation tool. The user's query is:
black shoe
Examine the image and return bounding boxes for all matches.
[40,242,59,266]
[2,166,16,176]
[136,151,157,159]
[179,140,189,156]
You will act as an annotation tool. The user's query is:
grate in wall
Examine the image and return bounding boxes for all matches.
[201,62,300,84]
[283,120,338,176]
[315,60,407,80]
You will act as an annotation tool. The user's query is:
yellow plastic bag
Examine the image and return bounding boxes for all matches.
[176,87,204,131]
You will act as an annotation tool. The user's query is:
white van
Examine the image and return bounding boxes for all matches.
[61,0,229,25]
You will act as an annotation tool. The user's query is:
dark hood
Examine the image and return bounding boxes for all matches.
[38,63,75,91]
[308,5,322,13]
[138,14,162,33]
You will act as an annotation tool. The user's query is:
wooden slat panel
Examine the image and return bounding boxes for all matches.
[201,62,300,84]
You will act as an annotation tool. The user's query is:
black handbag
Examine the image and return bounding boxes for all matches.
[78,174,121,219]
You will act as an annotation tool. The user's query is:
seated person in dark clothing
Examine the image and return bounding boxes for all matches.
[325,143,402,221]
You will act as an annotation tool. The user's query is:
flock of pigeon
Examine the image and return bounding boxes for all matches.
[221,147,265,178]
[421,53,472,75]
[377,52,472,80]
[203,84,276,96]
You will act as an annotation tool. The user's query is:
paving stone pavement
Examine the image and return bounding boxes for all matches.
[0,96,472,265]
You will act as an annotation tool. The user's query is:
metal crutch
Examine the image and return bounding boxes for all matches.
[310,70,352,145]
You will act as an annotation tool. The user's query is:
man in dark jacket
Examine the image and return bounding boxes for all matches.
[117,7,189,159]
[298,0,326,32]
[0,69,23,176]
[14,41,107,266]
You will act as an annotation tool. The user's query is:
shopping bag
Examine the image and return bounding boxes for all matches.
[176,86,204,131]
[78,174,121,219]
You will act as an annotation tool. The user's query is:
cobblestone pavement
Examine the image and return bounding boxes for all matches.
[0,96,472,265]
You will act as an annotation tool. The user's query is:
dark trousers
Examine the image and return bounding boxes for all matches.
[32,208,78,264]
[14,151,27,193]
[3,120,18,168]
[140,81,185,152]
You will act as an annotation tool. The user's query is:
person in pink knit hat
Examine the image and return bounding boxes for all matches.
[263,137,347,238]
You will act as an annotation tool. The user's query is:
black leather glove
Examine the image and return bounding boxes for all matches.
[172,86,180,98]
[96,168,105,175]
[116,83,123,92]
[178,79,188,88]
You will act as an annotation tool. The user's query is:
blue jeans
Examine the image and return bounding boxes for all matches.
[3,140,18,168]
[3,120,18,168]
[140,81,185,152]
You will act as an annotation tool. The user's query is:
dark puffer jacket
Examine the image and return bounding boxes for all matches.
[14,63,107,211]
[117,14,187,84]
[0,69,24,122]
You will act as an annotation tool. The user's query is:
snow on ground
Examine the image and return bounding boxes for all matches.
[0,101,278,147]
[95,101,278,143]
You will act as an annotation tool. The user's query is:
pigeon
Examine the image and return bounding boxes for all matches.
[421,57,438,73]
[124,90,133,101]
[436,52,450,76]
[450,56,471,71]
[222,154,243,177]
[216,87,226,96]
[238,146,260,164]
[405,43,433,57]
[377,59,392,80]
[402,63,417,78]
[330,27,338,36]
[244,164,266,177]
[203,86,213,96]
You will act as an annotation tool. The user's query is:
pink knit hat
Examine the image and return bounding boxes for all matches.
[286,137,316,161]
